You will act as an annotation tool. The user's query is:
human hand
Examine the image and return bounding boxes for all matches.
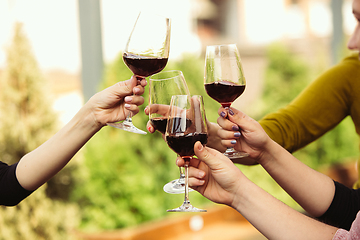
[144,104,170,133]
[177,141,245,206]
[85,76,146,128]
[217,107,272,163]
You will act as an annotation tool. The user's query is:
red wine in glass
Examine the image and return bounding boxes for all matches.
[106,12,171,134]
[166,132,208,157]
[150,117,168,134]
[204,81,246,108]
[123,52,168,77]
[204,44,248,159]
[166,95,208,212]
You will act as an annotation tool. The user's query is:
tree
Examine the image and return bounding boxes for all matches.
[0,22,79,240]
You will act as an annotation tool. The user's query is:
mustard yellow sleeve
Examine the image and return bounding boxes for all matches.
[259,53,360,153]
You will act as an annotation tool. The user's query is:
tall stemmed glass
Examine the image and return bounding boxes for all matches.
[204,44,249,159]
[165,95,208,212]
[107,12,171,134]
[149,70,193,194]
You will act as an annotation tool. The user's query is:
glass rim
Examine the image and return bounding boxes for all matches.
[149,70,184,81]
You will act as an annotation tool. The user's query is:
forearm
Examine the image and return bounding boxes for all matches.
[233,178,338,240]
[16,105,101,191]
[260,140,335,217]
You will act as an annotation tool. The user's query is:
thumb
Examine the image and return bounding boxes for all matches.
[194,141,229,169]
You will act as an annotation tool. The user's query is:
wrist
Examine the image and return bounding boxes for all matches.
[256,139,283,167]
[73,104,103,134]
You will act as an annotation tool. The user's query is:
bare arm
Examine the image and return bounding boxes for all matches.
[16,76,146,191]
[185,142,338,240]
[216,107,335,217]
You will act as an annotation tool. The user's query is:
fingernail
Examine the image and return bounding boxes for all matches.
[198,143,203,151]
[231,140,237,144]
[234,132,241,137]
[229,109,234,116]
[124,104,131,108]
[147,126,152,132]
[199,171,205,178]
[124,96,132,102]
[220,111,226,118]
[232,125,239,131]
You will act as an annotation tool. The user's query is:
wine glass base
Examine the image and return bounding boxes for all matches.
[163,179,194,194]
[167,202,207,212]
[107,122,147,135]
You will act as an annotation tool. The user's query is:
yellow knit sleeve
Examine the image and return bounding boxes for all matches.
[259,53,360,153]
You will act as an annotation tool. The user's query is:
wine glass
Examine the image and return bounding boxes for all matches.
[204,44,249,159]
[107,11,171,134]
[165,95,208,212]
[149,70,193,194]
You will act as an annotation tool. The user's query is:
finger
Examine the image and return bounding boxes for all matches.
[188,177,205,188]
[194,141,230,169]
[124,95,144,106]
[218,107,228,119]
[133,85,145,95]
[221,139,238,149]
[226,107,260,133]
[144,106,150,116]
[188,165,206,179]
[139,78,147,87]
[217,115,238,131]
[148,104,170,116]
[176,156,185,167]
[217,125,241,141]
[146,120,155,133]
[124,104,140,115]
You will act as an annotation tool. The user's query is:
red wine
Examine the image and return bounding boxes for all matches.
[166,133,208,157]
[204,81,245,108]
[150,117,167,134]
[123,52,168,77]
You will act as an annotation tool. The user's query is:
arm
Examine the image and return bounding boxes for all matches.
[16,76,146,191]
[258,54,359,153]
[185,142,338,240]
[217,107,335,217]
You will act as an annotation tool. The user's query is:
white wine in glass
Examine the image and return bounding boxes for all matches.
[204,44,249,159]
[107,11,171,134]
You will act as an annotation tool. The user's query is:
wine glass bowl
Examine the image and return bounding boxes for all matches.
[149,70,192,194]
[204,44,249,159]
[107,12,171,134]
[165,95,208,212]
[149,70,190,134]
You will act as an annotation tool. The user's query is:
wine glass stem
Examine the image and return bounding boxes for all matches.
[184,157,191,204]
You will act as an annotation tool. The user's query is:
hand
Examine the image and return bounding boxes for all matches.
[85,76,146,128]
[144,104,170,133]
[177,141,244,206]
[217,107,272,163]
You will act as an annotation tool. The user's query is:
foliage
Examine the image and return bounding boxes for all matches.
[0,22,80,239]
